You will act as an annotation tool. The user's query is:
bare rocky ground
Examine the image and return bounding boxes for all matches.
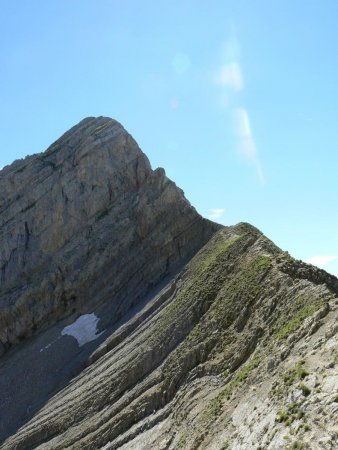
[1,223,337,449]
[0,118,337,449]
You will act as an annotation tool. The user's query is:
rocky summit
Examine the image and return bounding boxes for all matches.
[0,118,338,450]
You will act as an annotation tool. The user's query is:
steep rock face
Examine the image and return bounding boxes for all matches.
[0,117,218,354]
[2,119,338,450]
[2,223,337,450]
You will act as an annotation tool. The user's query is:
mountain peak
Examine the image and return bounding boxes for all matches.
[0,118,218,352]
[1,120,337,450]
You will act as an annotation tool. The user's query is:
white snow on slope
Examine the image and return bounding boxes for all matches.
[61,313,104,347]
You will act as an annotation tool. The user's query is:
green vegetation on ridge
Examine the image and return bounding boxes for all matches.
[273,295,324,342]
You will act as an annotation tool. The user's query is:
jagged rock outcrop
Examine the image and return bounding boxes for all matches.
[1,119,338,450]
[0,117,218,355]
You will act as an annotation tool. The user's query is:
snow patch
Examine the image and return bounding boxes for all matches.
[61,313,104,347]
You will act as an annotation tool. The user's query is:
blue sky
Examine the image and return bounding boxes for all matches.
[1,0,338,276]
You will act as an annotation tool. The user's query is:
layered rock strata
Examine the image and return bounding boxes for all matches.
[1,119,338,450]
[0,117,218,355]
[2,223,338,449]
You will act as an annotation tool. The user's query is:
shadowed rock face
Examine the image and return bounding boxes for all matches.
[0,117,218,354]
[2,223,338,450]
[1,118,338,450]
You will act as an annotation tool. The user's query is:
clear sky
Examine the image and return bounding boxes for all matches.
[1,0,338,277]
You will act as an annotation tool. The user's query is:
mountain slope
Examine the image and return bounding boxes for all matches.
[2,223,338,449]
[0,116,217,354]
[0,117,218,441]
[1,118,337,450]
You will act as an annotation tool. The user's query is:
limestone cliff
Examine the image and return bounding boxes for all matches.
[0,117,218,354]
[1,119,338,450]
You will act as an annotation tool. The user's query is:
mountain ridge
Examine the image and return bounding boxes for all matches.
[0,118,337,449]
[0,116,218,356]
